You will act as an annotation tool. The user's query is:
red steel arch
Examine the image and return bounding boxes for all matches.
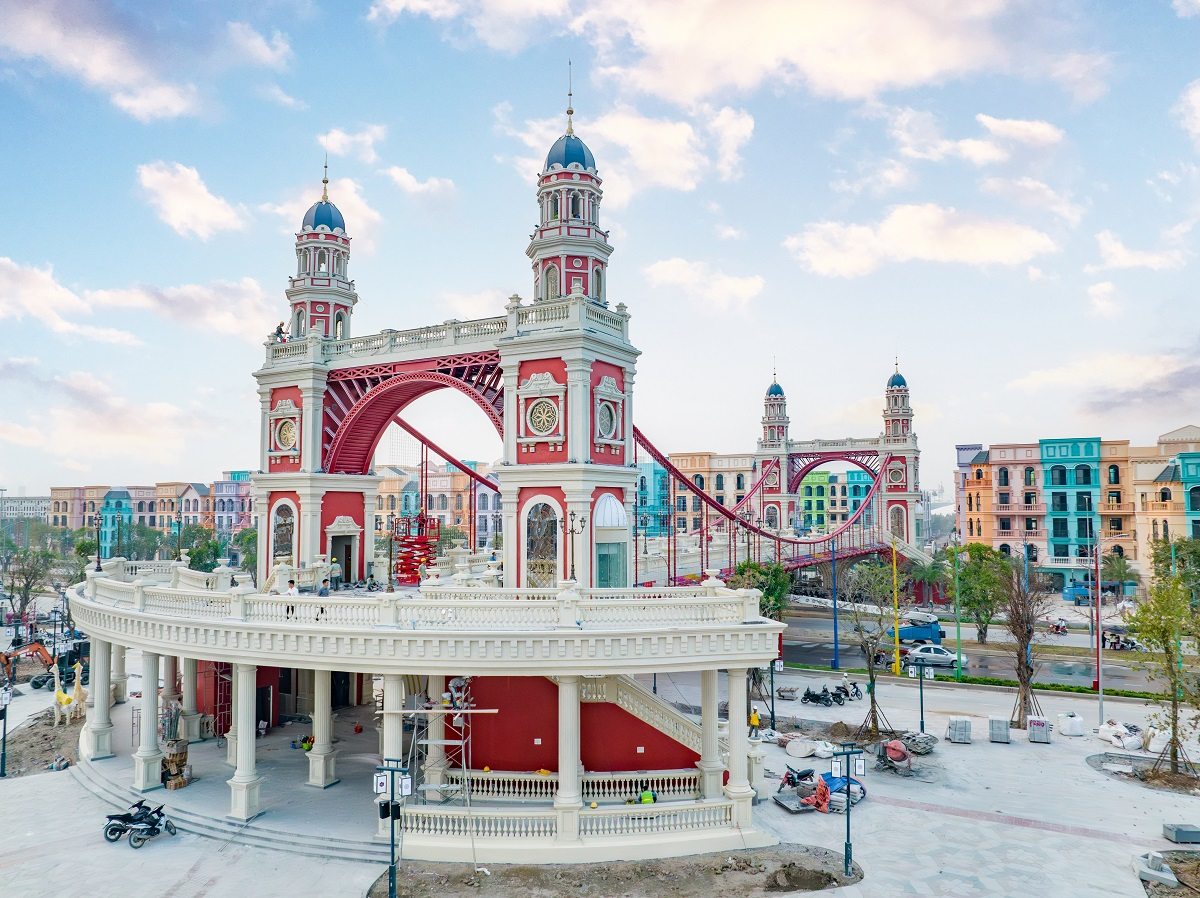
[324,370,503,475]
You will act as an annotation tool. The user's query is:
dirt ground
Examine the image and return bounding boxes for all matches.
[1086,752,1200,796]
[366,844,860,898]
[2,703,86,777]
[1143,850,1200,896]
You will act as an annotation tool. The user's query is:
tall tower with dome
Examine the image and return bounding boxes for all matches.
[286,166,357,340]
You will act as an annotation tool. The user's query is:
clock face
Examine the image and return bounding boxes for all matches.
[889,468,904,484]
[277,419,298,450]
[527,399,559,436]
[766,471,779,487]
[597,401,617,439]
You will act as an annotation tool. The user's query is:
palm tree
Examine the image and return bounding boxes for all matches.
[1101,552,1141,590]
[905,551,949,605]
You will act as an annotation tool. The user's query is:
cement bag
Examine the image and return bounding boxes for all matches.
[1114,734,1142,751]
[1148,730,1170,753]
[786,739,816,758]
[1057,713,1086,737]
[812,741,835,759]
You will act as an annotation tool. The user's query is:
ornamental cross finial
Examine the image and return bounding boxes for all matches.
[565,58,574,136]
[322,153,329,202]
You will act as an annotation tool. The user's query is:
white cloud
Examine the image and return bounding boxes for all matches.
[438,289,505,319]
[259,84,307,110]
[1048,52,1111,103]
[227,22,292,69]
[1176,0,1200,16]
[1008,351,1184,393]
[1175,80,1200,151]
[1087,230,1188,272]
[705,107,754,181]
[643,258,764,312]
[716,225,745,240]
[0,2,199,121]
[1087,281,1118,317]
[382,166,457,196]
[261,177,384,251]
[975,114,1064,147]
[137,162,246,240]
[784,203,1058,278]
[0,258,139,345]
[1027,266,1044,281]
[87,278,276,345]
[367,0,569,51]
[320,125,388,164]
[981,176,1083,225]
[831,158,914,196]
[887,108,1006,165]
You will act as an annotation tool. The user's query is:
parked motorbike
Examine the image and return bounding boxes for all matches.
[126,806,177,849]
[102,801,153,842]
[777,764,816,793]
[834,681,863,702]
[801,685,836,707]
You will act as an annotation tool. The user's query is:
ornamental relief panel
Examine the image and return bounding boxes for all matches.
[268,398,302,458]
[516,371,566,452]
[592,375,625,453]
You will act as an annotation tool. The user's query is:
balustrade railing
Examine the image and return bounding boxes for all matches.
[578,800,732,836]
[400,806,557,839]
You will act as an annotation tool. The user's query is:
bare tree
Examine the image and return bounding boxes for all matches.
[845,559,912,740]
[7,548,55,620]
[1001,562,1056,729]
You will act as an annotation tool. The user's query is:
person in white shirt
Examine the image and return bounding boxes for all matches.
[285,580,298,619]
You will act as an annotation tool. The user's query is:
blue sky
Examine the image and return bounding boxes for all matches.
[3,1,1200,497]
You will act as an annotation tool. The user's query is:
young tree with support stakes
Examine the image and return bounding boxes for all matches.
[1128,574,1199,775]
[1001,562,1056,729]
[844,559,910,741]
[957,543,1008,644]
[727,560,792,620]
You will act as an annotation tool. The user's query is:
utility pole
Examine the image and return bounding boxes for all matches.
[830,541,839,671]
[832,741,864,877]
[374,758,410,898]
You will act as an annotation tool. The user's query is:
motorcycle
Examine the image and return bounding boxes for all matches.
[834,681,862,702]
[1047,620,1068,636]
[801,685,838,707]
[102,800,153,842]
[126,806,177,849]
[777,764,816,793]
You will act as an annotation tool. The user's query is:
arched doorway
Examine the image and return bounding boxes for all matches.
[525,502,559,587]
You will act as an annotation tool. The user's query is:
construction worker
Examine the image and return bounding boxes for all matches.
[638,782,657,804]
[749,705,761,738]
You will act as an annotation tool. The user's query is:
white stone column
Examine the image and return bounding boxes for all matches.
[307,669,339,788]
[225,665,239,766]
[228,663,262,821]
[554,675,583,843]
[724,668,754,825]
[378,674,404,835]
[85,638,113,760]
[697,669,723,798]
[161,655,180,705]
[112,645,128,703]
[179,657,201,742]
[424,674,446,787]
[131,651,163,791]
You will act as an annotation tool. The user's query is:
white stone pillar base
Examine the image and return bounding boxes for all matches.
[228,777,263,821]
[86,722,114,760]
[749,739,767,799]
[553,800,583,846]
[226,733,238,766]
[696,760,724,799]
[306,749,339,788]
[132,752,163,791]
[112,675,128,704]
[179,712,203,743]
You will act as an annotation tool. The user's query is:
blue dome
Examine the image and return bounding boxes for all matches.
[545,134,596,172]
[302,200,345,233]
[766,381,785,398]
[887,371,908,389]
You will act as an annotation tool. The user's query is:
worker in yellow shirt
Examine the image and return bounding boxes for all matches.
[749,705,761,738]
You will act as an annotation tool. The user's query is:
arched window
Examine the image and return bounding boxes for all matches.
[1024,466,1035,486]
[715,474,724,491]
[804,486,813,497]
[852,485,861,497]
[1190,486,1200,512]
[968,519,975,536]
[967,495,973,511]
[998,468,1009,487]
[272,504,295,559]
[889,506,905,537]
[544,265,559,300]
[1160,487,1173,502]
[525,502,559,587]
[639,476,647,491]
[1050,465,1067,486]
[974,469,983,480]
[293,308,305,338]
[593,269,602,299]
[1074,464,1092,485]
[1153,520,1160,540]
[569,192,582,219]
[317,249,328,272]
[1027,545,1039,561]
[765,506,779,528]
[479,493,489,511]
[386,495,395,511]
[549,193,560,221]
[436,494,446,511]
[455,494,463,510]
[736,474,745,490]
[999,544,1011,556]
[1112,545,1124,557]
[1163,520,1170,540]
[377,496,383,510]
[693,474,705,490]
[1108,464,1120,484]
[334,312,346,340]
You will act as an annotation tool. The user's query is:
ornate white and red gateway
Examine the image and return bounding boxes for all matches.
[252,101,637,593]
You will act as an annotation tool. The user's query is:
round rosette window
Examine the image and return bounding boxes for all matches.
[527,398,559,436]
[276,419,298,450]
[597,401,617,439]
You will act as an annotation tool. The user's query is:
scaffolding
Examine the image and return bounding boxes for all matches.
[392,514,440,586]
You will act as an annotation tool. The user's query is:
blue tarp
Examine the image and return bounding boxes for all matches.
[820,773,866,794]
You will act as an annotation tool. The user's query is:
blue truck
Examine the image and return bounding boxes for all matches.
[885,614,946,645]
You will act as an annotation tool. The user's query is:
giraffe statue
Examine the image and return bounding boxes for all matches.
[51,664,73,727]
[71,661,88,722]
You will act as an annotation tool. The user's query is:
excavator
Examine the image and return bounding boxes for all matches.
[1,641,57,689]
[0,640,89,690]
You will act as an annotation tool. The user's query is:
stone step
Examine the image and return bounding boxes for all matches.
[71,751,390,863]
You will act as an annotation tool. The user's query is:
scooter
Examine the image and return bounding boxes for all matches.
[801,685,835,707]
[777,764,816,793]
[102,800,153,842]
[126,806,177,849]
[1047,620,1068,636]
[833,681,863,702]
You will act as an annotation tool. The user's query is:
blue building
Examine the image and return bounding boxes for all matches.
[99,488,133,558]
[635,461,671,537]
[1180,452,1200,540]
[1040,437,1101,581]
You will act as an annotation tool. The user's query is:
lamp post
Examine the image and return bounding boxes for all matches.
[174,504,183,562]
[890,533,902,675]
[830,538,839,671]
[562,511,587,582]
[93,508,102,572]
[951,530,962,682]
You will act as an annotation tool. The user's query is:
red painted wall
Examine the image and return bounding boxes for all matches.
[588,361,625,466]
[517,486,566,584]
[321,491,365,579]
[194,661,280,728]
[449,676,700,773]
[517,358,567,465]
[269,387,303,473]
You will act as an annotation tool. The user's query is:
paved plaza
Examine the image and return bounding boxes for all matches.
[1,657,1190,897]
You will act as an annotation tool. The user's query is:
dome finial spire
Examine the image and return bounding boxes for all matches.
[321,153,329,202]
[565,58,574,136]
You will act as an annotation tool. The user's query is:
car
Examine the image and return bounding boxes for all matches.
[903,644,967,669]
